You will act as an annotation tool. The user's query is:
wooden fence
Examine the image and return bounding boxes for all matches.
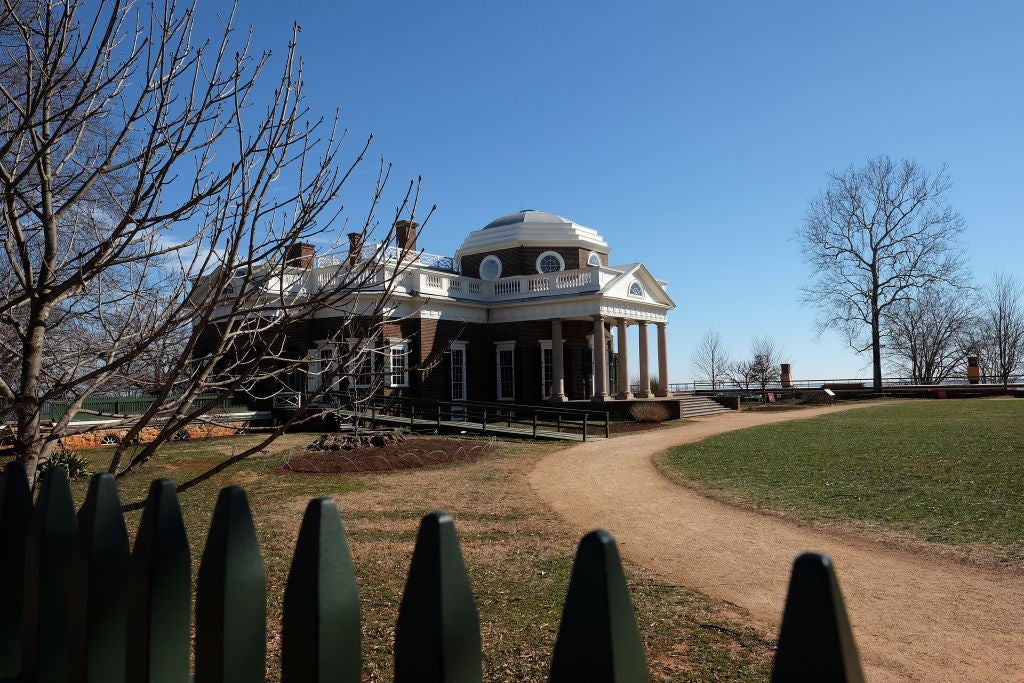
[0,461,864,682]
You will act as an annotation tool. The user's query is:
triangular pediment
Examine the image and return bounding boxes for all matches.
[600,263,675,308]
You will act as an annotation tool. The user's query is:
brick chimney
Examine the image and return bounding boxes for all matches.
[967,356,980,384]
[395,220,418,252]
[284,242,315,268]
[347,232,364,266]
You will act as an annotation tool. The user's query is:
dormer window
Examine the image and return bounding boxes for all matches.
[587,251,602,267]
[536,251,565,274]
[480,255,502,280]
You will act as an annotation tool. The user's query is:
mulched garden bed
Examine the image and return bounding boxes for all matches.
[282,434,497,473]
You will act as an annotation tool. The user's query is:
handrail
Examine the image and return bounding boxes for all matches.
[353,394,611,440]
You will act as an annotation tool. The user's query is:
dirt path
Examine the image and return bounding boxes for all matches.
[529,404,1024,682]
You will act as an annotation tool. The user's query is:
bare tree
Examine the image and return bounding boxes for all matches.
[974,273,1024,389]
[690,329,731,390]
[798,156,967,393]
[0,0,429,489]
[883,283,976,384]
[726,335,784,399]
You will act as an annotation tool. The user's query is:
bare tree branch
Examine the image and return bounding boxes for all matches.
[797,155,968,392]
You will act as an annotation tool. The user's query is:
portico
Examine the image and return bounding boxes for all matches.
[546,313,672,403]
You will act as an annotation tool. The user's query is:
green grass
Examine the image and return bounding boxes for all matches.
[60,433,772,682]
[664,400,1024,563]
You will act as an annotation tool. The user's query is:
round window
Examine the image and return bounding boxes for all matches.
[480,255,502,280]
[629,281,644,297]
[536,251,565,274]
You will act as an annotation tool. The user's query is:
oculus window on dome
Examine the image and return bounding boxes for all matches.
[480,255,502,280]
[536,251,565,274]
[628,280,644,297]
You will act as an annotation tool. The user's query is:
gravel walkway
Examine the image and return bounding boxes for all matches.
[528,403,1024,682]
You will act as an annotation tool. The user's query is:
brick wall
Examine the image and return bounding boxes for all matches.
[460,246,605,279]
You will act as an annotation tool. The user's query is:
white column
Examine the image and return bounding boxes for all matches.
[616,318,632,399]
[636,321,651,398]
[550,318,567,402]
[656,322,669,397]
[592,315,609,401]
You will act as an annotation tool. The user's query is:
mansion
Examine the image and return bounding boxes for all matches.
[251,210,675,406]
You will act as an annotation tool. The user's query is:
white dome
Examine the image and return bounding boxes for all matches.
[455,210,610,258]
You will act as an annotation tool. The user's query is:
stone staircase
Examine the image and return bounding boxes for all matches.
[679,395,735,417]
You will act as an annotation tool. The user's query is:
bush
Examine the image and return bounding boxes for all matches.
[39,444,91,479]
[628,401,674,423]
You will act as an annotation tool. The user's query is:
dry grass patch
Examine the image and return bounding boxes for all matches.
[70,433,771,681]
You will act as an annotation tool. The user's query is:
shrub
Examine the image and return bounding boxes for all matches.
[628,401,674,423]
[39,444,91,479]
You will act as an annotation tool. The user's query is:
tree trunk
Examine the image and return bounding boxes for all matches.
[871,309,883,394]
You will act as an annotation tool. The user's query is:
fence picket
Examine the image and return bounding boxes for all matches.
[195,486,267,683]
[0,469,870,681]
[70,473,130,683]
[394,512,482,683]
[0,462,32,678]
[125,479,192,683]
[21,467,77,683]
[281,497,361,683]
[771,553,864,683]
[549,529,648,682]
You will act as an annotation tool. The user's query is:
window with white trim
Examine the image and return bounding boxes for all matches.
[628,280,644,297]
[539,340,553,399]
[480,255,502,280]
[386,340,410,387]
[587,251,602,267]
[495,341,516,400]
[450,341,467,401]
[346,338,375,388]
[309,342,342,392]
[536,251,565,274]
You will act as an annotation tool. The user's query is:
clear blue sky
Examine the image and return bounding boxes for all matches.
[208,1,1023,382]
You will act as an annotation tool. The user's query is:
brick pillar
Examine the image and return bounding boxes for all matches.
[656,322,669,397]
[615,319,632,399]
[550,318,567,402]
[636,321,651,398]
[592,315,609,401]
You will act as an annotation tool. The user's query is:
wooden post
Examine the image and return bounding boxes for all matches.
[533,413,538,438]
[583,415,588,442]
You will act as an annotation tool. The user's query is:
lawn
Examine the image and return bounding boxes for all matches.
[63,432,772,682]
[663,399,1024,563]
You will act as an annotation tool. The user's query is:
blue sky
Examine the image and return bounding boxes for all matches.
[208,1,1023,382]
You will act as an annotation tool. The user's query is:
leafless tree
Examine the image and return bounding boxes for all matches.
[0,0,429,489]
[690,329,730,390]
[726,335,784,399]
[798,156,967,393]
[883,283,977,384]
[973,273,1024,389]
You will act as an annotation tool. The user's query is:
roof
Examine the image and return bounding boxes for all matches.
[456,210,610,258]
[482,210,572,229]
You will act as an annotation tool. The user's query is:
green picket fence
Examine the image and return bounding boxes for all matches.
[0,461,864,682]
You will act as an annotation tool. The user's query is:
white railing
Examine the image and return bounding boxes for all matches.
[297,263,605,303]
[316,245,458,273]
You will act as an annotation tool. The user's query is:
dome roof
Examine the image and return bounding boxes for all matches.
[456,209,609,258]
[483,210,572,230]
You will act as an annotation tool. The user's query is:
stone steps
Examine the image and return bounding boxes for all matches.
[679,396,735,417]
